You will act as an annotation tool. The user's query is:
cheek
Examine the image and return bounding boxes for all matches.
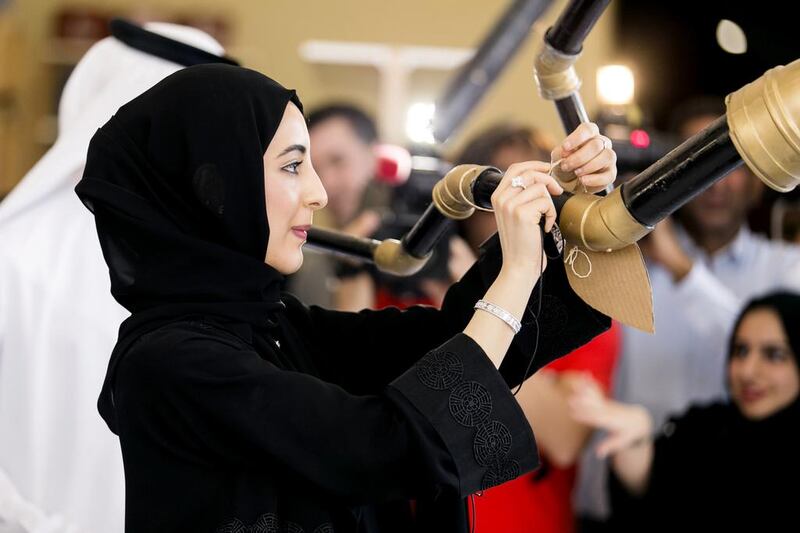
[728,362,743,386]
[773,365,800,398]
[265,178,301,225]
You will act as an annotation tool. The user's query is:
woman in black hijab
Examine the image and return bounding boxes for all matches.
[570,291,800,530]
[76,64,615,532]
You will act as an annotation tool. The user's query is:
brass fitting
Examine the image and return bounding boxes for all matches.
[373,239,429,276]
[559,188,651,252]
[534,42,581,101]
[726,58,800,192]
[432,164,492,220]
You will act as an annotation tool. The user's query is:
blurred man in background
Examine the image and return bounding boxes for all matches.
[286,104,387,309]
[0,21,230,533]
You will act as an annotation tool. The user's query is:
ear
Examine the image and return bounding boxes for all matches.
[193,163,226,216]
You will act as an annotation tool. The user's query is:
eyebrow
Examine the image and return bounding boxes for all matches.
[278,144,307,157]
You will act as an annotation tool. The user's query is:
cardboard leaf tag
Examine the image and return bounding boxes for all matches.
[564,241,654,333]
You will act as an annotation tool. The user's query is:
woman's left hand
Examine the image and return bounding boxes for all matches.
[551,122,617,193]
[567,374,652,458]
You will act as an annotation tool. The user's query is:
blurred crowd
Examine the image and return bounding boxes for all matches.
[1,19,799,533]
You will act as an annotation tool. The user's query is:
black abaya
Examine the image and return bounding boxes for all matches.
[76,64,609,532]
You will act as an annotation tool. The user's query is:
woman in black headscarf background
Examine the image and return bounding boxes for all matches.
[569,291,800,530]
[76,63,616,532]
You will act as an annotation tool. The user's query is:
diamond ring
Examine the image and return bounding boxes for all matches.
[510,176,526,190]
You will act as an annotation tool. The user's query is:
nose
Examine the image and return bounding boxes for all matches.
[305,166,328,211]
[737,350,762,380]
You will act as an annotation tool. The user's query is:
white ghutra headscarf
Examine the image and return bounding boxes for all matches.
[0,23,226,533]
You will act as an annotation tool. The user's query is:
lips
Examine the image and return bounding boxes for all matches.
[292,224,311,241]
[739,386,766,403]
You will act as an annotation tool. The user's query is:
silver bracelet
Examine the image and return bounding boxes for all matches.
[474,299,522,334]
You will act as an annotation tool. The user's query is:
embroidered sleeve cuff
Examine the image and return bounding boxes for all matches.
[388,333,539,497]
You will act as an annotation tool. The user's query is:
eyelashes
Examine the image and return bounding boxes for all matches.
[282,160,303,175]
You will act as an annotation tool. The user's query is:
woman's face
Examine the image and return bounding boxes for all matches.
[264,102,328,274]
[729,308,799,420]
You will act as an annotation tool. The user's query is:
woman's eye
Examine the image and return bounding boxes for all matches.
[282,160,302,174]
[763,346,790,362]
[731,343,748,359]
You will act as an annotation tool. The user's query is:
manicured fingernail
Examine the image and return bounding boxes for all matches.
[574,167,584,176]
[562,141,571,151]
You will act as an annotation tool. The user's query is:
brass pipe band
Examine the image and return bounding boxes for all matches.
[431,164,495,219]
[533,42,582,101]
[726,58,800,193]
[559,188,652,252]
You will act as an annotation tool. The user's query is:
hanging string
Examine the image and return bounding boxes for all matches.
[550,149,595,280]
[564,245,592,278]
[511,224,546,398]
[472,154,580,529]
[548,154,588,194]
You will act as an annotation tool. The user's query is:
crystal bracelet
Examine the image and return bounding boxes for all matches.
[474,299,522,334]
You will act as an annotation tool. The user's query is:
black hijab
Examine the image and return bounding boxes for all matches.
[725,291,800,429]
[77,64,305,431]
[77,63,302,319]
[610,292,800,527]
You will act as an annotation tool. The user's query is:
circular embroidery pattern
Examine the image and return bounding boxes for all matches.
[313,525,335,533]
[448,381,492,427]
[252,513,280,533]
[416,349,463,390]
[216,513,280,533]
[473,421,512,466]
[286,523,304,533]
[216,519,248,533]
[481,459,521,490]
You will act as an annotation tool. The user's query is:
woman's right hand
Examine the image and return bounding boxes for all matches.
[491,161,563,280]
[567,374,653,458]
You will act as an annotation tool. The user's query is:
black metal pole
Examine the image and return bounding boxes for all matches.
[554,93,590,134]
[621,115,743,227]
[541,0,610,133]
[471,167,503,209]
[433,0,553,143]
[305,227,379,261]
[401,205,453,259]
[544,0,611,55]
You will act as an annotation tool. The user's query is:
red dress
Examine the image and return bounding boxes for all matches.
[469,322,620,533]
